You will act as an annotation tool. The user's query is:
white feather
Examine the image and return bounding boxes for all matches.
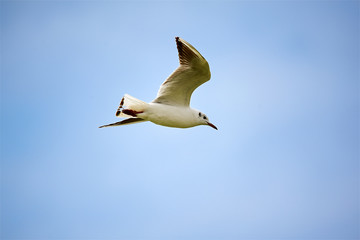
[116,94,148,118]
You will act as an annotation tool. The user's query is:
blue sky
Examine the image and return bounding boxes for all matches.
[1,1,359,239]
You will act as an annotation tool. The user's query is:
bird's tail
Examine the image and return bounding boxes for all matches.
[99,94,148,128]
[115,94,148,118]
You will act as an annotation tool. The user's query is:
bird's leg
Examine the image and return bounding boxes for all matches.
[122,109,144,117]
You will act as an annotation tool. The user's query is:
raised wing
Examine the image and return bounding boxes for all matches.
[152,37,211,106]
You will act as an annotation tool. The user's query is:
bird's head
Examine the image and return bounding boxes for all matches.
[197,111,217,130]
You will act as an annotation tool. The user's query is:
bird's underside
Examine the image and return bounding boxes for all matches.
[99,37,214,129]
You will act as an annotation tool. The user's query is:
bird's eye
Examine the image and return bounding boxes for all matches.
[203,116,207,120]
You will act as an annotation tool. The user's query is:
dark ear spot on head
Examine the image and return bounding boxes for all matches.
[199,112,202,117]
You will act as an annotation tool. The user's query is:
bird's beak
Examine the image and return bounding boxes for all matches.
[207,122,218,130]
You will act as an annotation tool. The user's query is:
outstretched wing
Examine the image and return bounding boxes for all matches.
[99,118,146,128]
[152,37,211,106]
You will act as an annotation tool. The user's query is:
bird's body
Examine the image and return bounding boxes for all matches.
[99,37,217,130]
[139,103,202,128]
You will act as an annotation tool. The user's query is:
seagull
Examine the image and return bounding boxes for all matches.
[99,37,217,130]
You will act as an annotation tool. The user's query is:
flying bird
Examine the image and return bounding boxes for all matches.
[99,37,217,130]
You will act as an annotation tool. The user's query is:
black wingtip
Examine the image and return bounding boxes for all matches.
[175,37,181,47]
[175,36,183,55]
[175,37,182,45]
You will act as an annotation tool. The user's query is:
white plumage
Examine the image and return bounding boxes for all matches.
[99,37,217,130]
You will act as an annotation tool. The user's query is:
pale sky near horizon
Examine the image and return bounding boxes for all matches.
[1,1,359,239]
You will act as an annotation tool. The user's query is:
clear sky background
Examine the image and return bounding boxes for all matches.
[1,1,359,240]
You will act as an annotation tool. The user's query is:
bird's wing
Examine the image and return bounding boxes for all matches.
[99,118,146,128]
[152,37,211,106]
